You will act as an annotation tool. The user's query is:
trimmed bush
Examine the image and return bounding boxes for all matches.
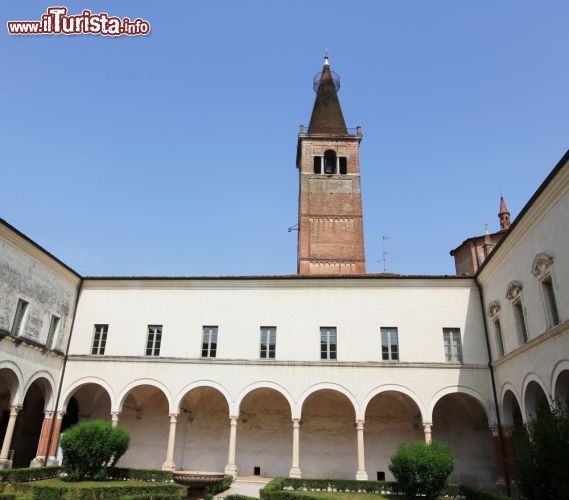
[60,420,130,481]
[514,404,569,500]
[389,440,454,500]
[206,474,233,498]
[0,467,62,483]
[106,468,173,483]
[260,477,504,500]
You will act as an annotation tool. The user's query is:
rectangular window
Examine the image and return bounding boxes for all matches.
[260,326,276,359]
[542,277,560,327]
[11,298,29,336]
[494,319,504,358]
[381,327,399,361]
[443,328,463,363]
[91,324,108,355]
[46,315,60,349]
[146,325,162,356]
[313,156,322,174]
[339,157,347,175]
[513,301,528,345]
[201,326,218,358]
[320,327,337,360]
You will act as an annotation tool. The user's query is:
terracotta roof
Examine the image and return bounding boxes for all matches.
[307,59,348,135]
[499,195,509,214]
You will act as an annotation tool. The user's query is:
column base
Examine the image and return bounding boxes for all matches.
[356,471,368,481]
[46,457,60,467]
[0,458,13,469]
[224,464,238,477]
[289,467,302,478]
[161,461,176,472]
[30,457,46,468]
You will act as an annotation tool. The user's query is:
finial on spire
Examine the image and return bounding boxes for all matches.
[324,49,329,66]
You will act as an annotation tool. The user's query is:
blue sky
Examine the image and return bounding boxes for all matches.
[1,1,568,276]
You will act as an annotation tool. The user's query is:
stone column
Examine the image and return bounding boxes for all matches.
[31,411,54,467]
[162,413,178,471]
[489,425,506,486]
[47,411,65,466]
[111,412,120,428]
[423,422,433,444]
[224,416,238,476]
[502,426,515,479]
[289,418,302,478]
[0,406,21,469]
[355,420,368,480]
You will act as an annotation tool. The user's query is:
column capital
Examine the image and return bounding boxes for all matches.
[111,411,120,419]
[169,413,178,423]
[502,425,514,437]
[44,411,54,419]
[489,424,499,436]
[229,416,238,426]
[422,422,433,431]
[292,418,301,427]
[355,419,365,430]
[55,410,65,419]
[9,406,22,417]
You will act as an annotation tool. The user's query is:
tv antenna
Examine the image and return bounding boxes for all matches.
[378,235,394,272]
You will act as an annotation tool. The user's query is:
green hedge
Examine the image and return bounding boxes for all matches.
[0,467,62,483]
[260,477,503,500]
[118,495,184,500]
[206,474,233,498]
[106,468,173,483]
[14,483,184,500]
[459,484,510,500]
[224,495,258,500]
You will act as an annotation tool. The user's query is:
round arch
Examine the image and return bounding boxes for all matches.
[116,378,174,414]
[361,384,427,423]
[550,359,569,407]
[427,385,495,424]
[174,380,232,414]
[500,382,524,425]
[60,377,115,411]
[22,371,56,411]
[235,381,295,418]
[522,373,550,421]
[297,382,358,420]
[0,361,24,406]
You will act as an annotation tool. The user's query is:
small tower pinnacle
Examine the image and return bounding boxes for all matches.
[498,195,511,230]
[324,50,329,66]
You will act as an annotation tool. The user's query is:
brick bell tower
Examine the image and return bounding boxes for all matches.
[296,54,365,275]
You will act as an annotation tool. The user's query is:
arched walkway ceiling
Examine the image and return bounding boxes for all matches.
[178,386,229,417]
[60,378,115,411]
[553,370,569,407]
[432,392,490,425]
[523,380,550,421]
[116,380,173,413]
[427,387,494,424]
[298,384,358,420]
[301,389,356,420]
[0,364,24,406]
[120,384,171,414]
[502,389,524,426]
[22,374,56,412]
[237,386,293,418]
[364,390,423,422]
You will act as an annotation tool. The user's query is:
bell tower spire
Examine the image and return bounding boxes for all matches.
[498,195,511,230]
[296,55,365,275]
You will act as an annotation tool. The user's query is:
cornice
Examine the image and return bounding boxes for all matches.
[66,355,488,370]
[81,276,475,291]
[0,329,64,359]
